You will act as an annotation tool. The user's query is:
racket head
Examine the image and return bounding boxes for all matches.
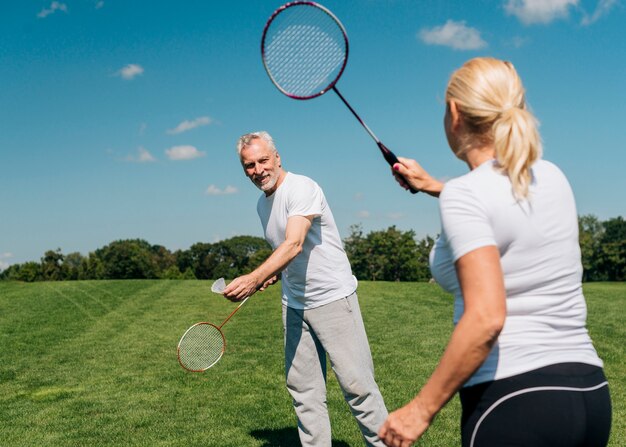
[261,1,349,100]
[177,322,226,372]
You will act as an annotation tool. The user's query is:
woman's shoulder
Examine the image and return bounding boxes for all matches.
[440,161,497,200]
[533,158,563,174]
[439,174,481,206]
[531,159,571,187]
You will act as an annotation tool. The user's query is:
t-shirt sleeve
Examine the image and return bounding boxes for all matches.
[439,179,496,262]
[286,176,323,218]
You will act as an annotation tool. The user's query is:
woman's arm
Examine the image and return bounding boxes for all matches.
[378,245,506,446]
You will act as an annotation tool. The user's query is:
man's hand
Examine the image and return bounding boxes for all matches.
[223,273,260,302]
[259,275,278,291]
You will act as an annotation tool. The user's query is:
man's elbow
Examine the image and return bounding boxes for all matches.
[285,240,304,258]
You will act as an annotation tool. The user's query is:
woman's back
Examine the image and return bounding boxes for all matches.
[432,159,603,386]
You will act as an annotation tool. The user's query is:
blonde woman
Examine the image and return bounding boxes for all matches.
[379,58,611,446]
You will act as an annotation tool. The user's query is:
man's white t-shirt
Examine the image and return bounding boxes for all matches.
[257,172,357,309]
[430,159,603,387]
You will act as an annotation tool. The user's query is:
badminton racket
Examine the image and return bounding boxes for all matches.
[261,1,418,194]
[177,279,249,372]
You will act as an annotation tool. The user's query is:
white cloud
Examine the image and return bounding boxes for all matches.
[167,116,212,135]
[504,0,578,25]
[387,212,406,220]
[357,210,371,219]
[507,36,530,48]
[37,1,67,18]
[125,146,156,163]
[581,0,618,25]
[166,145,206,160]
[137,147,156,162]
[419,20,487,50]
[116,64,144,80]
[205,185,238,196]
[0,252,13,272]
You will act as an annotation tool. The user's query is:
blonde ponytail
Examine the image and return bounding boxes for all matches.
[446,57,542,199]
[493,106,541,198]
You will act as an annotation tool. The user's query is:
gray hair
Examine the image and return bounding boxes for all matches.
[236,131,277,156]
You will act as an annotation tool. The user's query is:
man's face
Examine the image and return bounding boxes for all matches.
[240,138,283,195]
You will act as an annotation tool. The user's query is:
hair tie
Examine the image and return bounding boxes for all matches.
[500,105,518,116]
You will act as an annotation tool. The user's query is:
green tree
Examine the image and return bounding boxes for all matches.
[176,237,271,280]
[9,262,42,282]
[211,236,272,278]
[150,244,176,274]
[180,267,197,279]
[415,235,435,281]
[344,225,426,281]
[80,254,105,279]
[41,249,67,281]
[578,214,604,281]
[344,224,370,280]
[248,248,273,272]
[64,252,85,280]
[95,239,159,279]
[176,243,218,280]
[160,265,184,279]
[598,216,626,281]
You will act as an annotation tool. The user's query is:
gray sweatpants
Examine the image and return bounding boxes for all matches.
[282,292,388,447]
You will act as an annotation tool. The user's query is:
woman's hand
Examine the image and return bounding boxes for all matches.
[378,397,434,447]
[392,157,444,198]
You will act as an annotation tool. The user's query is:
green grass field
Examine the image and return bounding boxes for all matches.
[0,281,623,446]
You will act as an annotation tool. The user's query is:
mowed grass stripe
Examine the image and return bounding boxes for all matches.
[0,281,623,446]
[1,281,177,445]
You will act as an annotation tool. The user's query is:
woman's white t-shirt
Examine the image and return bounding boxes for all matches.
[257,172,357,310]
[430,159,603,387]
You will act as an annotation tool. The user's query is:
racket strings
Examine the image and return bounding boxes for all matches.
[268,25,343,89]
[266,25,344,95]
[264,6,346,98]
[178,323,225,371]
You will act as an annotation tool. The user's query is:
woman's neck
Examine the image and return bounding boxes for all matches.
[463,146,495,170]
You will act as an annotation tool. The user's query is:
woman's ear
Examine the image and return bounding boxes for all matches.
[448,100,461,131]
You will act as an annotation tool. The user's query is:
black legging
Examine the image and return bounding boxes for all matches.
[460,363,612,447]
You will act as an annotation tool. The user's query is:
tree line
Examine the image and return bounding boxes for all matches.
[1,215,623,283]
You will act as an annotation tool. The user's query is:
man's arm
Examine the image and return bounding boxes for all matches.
[222,215,313,301]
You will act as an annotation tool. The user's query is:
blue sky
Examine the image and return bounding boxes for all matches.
[1,0,625,270]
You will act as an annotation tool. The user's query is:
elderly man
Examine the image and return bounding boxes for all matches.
[223,131,387,446]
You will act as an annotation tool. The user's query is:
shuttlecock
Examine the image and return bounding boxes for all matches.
[211,277,226,294]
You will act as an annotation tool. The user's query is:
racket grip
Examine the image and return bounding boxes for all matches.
[378,142,419,194]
